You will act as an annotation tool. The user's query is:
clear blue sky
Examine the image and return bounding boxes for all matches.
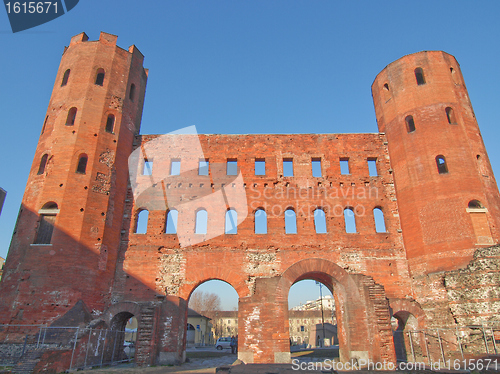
[1,1,499,309]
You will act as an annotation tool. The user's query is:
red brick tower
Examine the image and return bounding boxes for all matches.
[372,51,500,277]
[0,32,147,325]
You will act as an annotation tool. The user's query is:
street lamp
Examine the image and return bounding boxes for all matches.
[315,281,326,347]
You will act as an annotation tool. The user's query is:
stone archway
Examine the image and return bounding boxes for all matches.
[236,258,396,364]
[390,299,427,362]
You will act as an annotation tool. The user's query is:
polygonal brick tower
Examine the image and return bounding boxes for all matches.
[0,32,147,325]
[372,51,500,279]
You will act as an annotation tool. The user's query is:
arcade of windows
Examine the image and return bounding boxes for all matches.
[134,206,388,236]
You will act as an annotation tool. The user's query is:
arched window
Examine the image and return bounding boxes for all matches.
[135,209,149,234]
[165,209,178,234]
[37,154,48,175]
[285,208,297,234]
[414,67,425,85]
[373,207,386,233]
[468,200,483,209]
[195,209,207,234]
[225,209,237,234]
[405,115,415,133]
[129,84,136,101]
[66,107,77,126]
[467,200,493,244]
[61,69,70,86]
[34,202,59,244]
[95,68,105,86]
[436,155,448,174]
[344,208,356,233]
[105,114,115,133]
[445,107,457,124]
[255,209,267,234]
[76,154,88,174]
[314,208,327,234]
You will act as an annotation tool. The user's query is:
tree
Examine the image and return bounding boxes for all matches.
[189,290,221,317]
[189,290,223,339]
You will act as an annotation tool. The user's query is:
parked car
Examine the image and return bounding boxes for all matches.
[216,337,232,350]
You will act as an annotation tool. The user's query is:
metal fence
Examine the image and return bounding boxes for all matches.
[0,324,135,371]
[393,322,500,369]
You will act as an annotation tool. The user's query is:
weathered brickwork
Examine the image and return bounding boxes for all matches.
[0,34,499,368]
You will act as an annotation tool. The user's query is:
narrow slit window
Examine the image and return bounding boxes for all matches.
[225,209,238,234]
[340,158,350,175]
[285,209,297,234]
[405,115,415,133]
[170,159,181,176]
[436,155,448,174]
[66,107,77,126]
[445,107,457,124]
[368,158,378,176]
[165,210,178,234]
[314,208,327,234]
[415,67,426,85]
[283,159,294,177]
[312,158,322,178]
[373,208,386,233]
[143,159,153,176]
[42,116,48,134]
[76,154,88,174]
[105,114,115,133]
[34,203,58,244]
[135,209,149,234]
[344,208,356,233]
[255,159,266,176]
[129,84,136,101]
[195,209,208,234]
[61,69,70,87]
[227,159,237,176]
[199,159,209,176]
[255,209,267,234]
[37,154,48,175]
[95,68,105,86]
[383,83,391,101]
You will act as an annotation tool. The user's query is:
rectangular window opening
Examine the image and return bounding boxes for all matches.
[312,158,322,178]
[227,159,238,175]
[199,159,209,176]
[283,158,294,177]
[34,215,56,244]
[170,159,181,176]
[255,159,266,176]
[368,159,378,177]
[340,158,350,175]
[143,159,153,176]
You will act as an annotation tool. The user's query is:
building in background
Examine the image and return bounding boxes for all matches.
[187,308,212,346]
[211,311,238,339]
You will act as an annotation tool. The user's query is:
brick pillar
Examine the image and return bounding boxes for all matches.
[156,296,187,365]
[238,277,290,364]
